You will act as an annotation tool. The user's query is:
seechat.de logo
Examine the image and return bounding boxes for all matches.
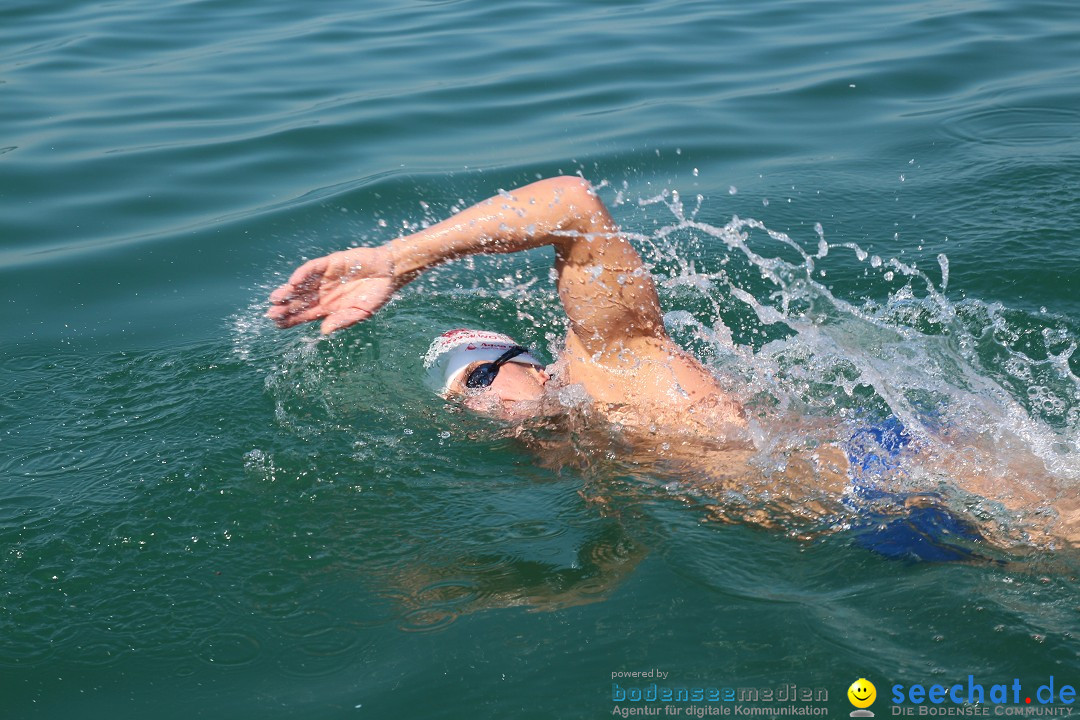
[849,678,877,718]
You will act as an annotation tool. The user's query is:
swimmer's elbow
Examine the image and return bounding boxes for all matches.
[544,176,602,210]
[546,174,593,192]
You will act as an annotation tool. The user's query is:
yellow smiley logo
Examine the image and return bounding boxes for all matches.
[848,678,877,708]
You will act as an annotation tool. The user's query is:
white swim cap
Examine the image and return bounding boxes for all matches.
[424,329,543,396]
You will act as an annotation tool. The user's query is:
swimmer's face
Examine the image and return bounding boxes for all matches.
[455,362,549,420]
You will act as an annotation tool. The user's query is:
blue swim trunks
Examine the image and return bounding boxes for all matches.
[843,415,983,562]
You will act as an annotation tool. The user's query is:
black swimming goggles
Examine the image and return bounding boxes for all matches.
[464,346,530,389]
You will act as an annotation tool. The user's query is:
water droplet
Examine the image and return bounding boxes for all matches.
[937,254,949,291]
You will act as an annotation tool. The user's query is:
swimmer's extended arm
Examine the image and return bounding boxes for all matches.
[268,176,667,355]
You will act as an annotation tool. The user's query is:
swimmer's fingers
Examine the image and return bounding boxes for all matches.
[267,257,333,327]
[318,276,398,334]
[268,257,327,302]
[286,256,332,289]
[268,260,321,305]
[266,299,293,322]
[320,307,373,335]
[269,302,326,328]
[267,283,317,319]
[268,285,292,305]
[268,247,397,331]
[267,280,325,327]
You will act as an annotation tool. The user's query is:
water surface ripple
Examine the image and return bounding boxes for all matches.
[2,0,1078,717]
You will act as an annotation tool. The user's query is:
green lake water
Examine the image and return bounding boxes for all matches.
[2,0,1078,717]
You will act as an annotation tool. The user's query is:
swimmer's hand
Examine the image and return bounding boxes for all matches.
[267,246,402,334]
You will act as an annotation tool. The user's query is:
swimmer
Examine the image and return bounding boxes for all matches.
[268,176,1077,552]
[269,176,743,433]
